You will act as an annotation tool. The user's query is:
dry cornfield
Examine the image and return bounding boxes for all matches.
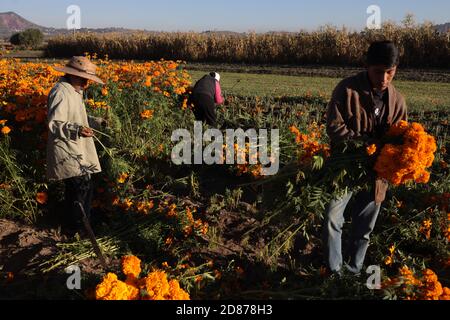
[46,22,450,68]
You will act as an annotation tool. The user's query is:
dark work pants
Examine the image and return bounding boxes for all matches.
[64,174,94,229]
[192,93,217,127]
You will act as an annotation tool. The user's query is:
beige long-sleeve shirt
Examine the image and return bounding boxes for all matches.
[46,77,103,181]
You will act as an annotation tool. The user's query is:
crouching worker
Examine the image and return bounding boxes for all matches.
[47,56,107,233]
[190,72,224,127]
[323,41,408,276]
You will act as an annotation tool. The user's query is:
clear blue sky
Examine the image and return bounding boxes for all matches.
[1,0,449,32]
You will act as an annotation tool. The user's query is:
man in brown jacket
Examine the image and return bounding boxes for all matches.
[323,41,408,275]
[47,56,106,232]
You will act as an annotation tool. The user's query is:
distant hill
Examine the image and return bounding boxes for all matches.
[0,12,141,39]
[0,12,248,39]
[201,30,242,36]
[0,11,43,37]
[435,23,450,33]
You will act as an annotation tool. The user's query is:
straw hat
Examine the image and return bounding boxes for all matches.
[54,56,105,85]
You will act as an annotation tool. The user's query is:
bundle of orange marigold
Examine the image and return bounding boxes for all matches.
[374,121,437,186]
[289,124,330,165]
[95,255,190,300]
[382,266,450,300]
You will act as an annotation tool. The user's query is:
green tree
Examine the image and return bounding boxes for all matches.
[9,32,21,45]
[9,28,44,48]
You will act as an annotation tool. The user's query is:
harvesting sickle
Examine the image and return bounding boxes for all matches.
[75,201,108,268]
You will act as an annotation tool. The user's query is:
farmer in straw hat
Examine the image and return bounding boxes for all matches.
[190,72,224,127]
[47,56,107,232]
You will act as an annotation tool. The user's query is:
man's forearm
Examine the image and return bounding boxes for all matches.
[48,120,82,141]
[327,123,356,144]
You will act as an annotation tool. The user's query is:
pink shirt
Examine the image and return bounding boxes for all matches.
[215,81,224,105]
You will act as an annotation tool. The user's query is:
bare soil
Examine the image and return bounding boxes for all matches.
[0,219,118,299]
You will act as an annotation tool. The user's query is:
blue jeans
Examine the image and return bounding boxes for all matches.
[323,191,381,274]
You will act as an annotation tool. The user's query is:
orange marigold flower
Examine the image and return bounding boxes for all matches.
[167,204,177,217]
[366,144,377,156]
[139,270,170,300]
[399,266,421,286]
[140,109,154,120]
[422,269,439,283]
[183,225,193,236]
[384,266,449,300]
[389,245,396,255]
[36,192,48,205]
[6,272,14,283]
[96,273,139,300]
[440,287,450,300]
[144,76,153,87]
[289,124,330,164]
[168,279,190,300]
[112,196,120,206]
[117,173,129,184]
[420,269,443,300]
[165,237,173,245]
[419,219,432,240]
[289,125,301,137]
[1,126,11,135]
[387,120,409,136]
[182,98,189,110]
[375,122,436,186]
[121,198,133,211]
[122,255,142,279]
[136,201,154,215]
[384,256,393,266]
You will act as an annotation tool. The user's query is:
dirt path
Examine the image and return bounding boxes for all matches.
[0,219,65,274]
[0,219,117,299]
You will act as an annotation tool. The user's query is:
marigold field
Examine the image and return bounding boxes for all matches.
[0,52,449,300]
